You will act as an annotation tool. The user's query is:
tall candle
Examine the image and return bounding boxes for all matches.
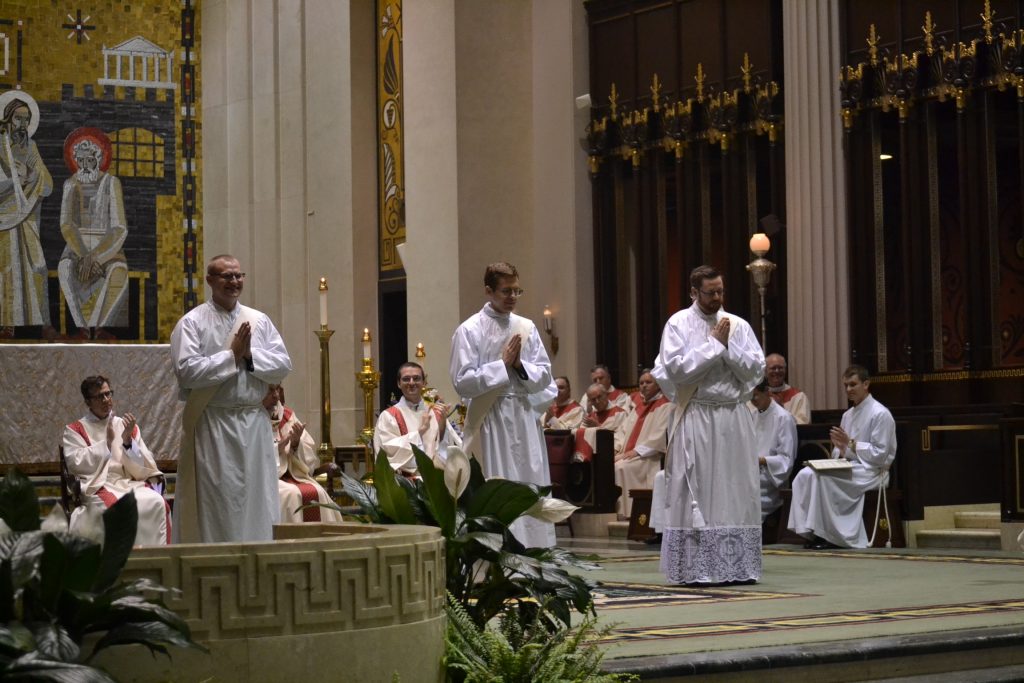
[749,233,771,255]
[318,277,328,327]
[362,328,372,360]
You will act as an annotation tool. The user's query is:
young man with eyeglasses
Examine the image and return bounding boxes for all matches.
[62,375,170,545]
[169,254,292,543]
[652,264,765,584]
[450,261,558,548]
[373,361,462,476]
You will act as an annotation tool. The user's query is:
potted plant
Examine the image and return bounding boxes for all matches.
[0,469,205,681]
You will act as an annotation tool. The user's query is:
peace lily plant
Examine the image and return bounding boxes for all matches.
[338,445,595,630]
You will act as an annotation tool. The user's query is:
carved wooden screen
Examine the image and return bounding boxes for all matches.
[585,0,785,380]
[840,0,1024,404]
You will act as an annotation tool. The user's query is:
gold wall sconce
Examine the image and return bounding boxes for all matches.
[543,305,559,356]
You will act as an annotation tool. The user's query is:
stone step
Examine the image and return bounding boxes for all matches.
[954,511,1001,529]
[916,528,1002,550]
[607,520,629,539]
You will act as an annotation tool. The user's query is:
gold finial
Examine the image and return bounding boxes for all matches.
[923,12,935,56]
[319,277,328,291]
[741,52,752,93]
[650,73,661,112]
[868,24,879,65]
[695,63,705,102]
[415,342,425,358]
[981,0,994,44]
[362,327,372,343]
[609,82,619,121]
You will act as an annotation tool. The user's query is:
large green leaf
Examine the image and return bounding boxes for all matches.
[87,621,206,661]
[412,446,455,537]
[0,561,13,623]
[464,479,540,526]
[92,492,138,592]
[371,451,417,525]
[339,472,381,521]
[0,470,40,533]
[0,653,117,682]
[40,535,101,614]
[29,621,79,663]
[0,623,34,657]
[0,533,45,591]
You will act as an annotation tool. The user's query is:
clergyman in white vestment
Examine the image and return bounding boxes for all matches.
[788,365,896,549]
[750,379,798,520]
[450,261,557,548]
[170,255,292,543]
[652,265,765,584]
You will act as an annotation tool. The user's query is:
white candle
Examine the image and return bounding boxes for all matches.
[362,328,372,360]
[318,277,328,327]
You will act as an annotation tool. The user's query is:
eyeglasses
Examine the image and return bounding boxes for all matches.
[698,288,724,298]
[89,390,113,400]
[497,288,525,298]
[213,272,246,282]
[399,376,424,384]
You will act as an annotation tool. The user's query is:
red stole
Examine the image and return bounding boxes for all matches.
[551,401,581,418]
[771,386,801,405]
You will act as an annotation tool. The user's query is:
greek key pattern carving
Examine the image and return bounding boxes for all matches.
[122,527,444,640]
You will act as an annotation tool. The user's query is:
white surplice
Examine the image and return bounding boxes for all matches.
[752,399,798,520]
[450,303,557,548]
[652,304,765,584]
[271,403,343,524]
[543,401,585,430]
[787,395,896,548]
[373,396,463,474]
[579,387,632,414]
[170,301,291,543]
[63,412,169,546]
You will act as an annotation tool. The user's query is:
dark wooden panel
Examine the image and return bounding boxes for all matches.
[635,3,679,103]
[590,13,635,115]
[678,0,723,95]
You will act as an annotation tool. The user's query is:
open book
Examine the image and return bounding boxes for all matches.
[806,458,854,473]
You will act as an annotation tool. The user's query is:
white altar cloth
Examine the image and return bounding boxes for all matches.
[0,344,181,465]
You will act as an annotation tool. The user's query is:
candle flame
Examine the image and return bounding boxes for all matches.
[362,328,371,342]
[319,277,328,291]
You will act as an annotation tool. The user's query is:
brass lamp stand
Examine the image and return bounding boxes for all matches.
[745,232,776,350]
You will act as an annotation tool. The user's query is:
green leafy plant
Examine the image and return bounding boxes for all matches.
[443,592,637,683]
[0,469,206,681]
[337,446,598,630]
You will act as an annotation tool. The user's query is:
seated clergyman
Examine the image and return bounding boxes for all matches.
[543,376,584,430]
[62,375,170,545]
[749,378,797,521]
[573,383,629,463]
[264,385,343,524]
[614,369,674,519]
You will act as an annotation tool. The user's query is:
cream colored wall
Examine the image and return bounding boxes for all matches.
[202,0,377,444]
[204,0,593,436]
[404,1,593,399]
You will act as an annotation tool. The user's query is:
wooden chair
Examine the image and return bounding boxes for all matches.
[58,446,82,518]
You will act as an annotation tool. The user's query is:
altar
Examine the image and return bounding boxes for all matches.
[0,344,182,465]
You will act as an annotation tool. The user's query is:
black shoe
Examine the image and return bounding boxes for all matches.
[809,539,840,550]
[644,533,662,546]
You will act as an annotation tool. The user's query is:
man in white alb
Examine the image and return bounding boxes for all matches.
[170,254,292,543]
[615,369,673,519]
[765,353,811,424]
[750,378,798,521]
[788,365,896,549]
[450,261,557,548]
[652,264,765,584]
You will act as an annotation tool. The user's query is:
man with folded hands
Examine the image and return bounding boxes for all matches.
[787,365,896,549]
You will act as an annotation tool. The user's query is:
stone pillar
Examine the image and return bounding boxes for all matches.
[782,0,850,408]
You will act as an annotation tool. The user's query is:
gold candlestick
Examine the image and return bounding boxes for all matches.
[315,326,335,463]
[356,328,380,474]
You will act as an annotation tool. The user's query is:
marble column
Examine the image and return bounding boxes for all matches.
[782,0,850,409]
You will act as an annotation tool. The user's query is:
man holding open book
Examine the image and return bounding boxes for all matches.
[787,364,896,549]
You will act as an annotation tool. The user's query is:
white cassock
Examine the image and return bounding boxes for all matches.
[752,400,798,520]
[579,387,632,414]
[170,301,291,543]
[787,395,896,548]
[373,396,463,474]
[769,385,810,424]
[63,413,169,546]
[615,395,673,518]
[272,403,343,524]
[543,401,585,430]
[652,304,765,584]
[573,407,629,461]
[450,302,557,548]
